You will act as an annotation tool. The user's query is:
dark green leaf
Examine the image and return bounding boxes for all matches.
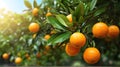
[56,15,71,28]
[52,31,72,44]
[47,31,72,45]
[73,2,85,21]
[79,1,85,16]
[94,8,106,17]
[33,0,38,8]
[47,33,61,45]
[47,16,67,31]
[90,0,97,11]
[24,0,32,9]
[78,16,84,24]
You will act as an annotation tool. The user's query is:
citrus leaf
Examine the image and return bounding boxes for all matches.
[47,31,72,45]
[78,16,84,24]
[24,0,32,9]
[47,16,67,31]
[94,7,106,17]
[47,33,61,45]
[33,0,38,8]
[56,15,68,27]
[52,31,72,44]
[73,2,85,22]
[90,0,97,11]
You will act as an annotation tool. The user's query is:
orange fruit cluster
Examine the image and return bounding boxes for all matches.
[83,47,101,64]
[92,22,119,39]
[65,32,86,56]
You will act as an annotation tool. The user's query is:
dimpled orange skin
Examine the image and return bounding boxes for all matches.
[65,43,80,56]
[83,47,101,64]
[107,25,120,38]
[70,32,86,48]
[32,8,39,16]
[92,22,109,38]
[66,14,72,23]
[28,23,40,33]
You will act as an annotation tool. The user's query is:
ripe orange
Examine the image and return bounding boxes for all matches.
[70,32,86,48]
[15,57,22,64]
[28,23,40,33]
[107,25,120,38]
[66,14,72,23]
[92,22,108,38]
[83,47,100,64]
[36,52,41,58]
[2,53,9,60]
[44,34,51,40]
[46,12,52,17]
[32,8,39,16]
[65,43,80,56]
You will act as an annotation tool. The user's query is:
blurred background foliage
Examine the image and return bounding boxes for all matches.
[0,0,120,66]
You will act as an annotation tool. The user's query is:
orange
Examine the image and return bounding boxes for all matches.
[92,22,108,38]
[46,12,52,17]
[28,23,40,33]
[44,34,51,40]
[2,53,9,60]
[70,32,86,48]
[65,43,80,56]
[15,57,22,64]
[107,25,120,38]
[36,52,41,58]
[66,14,72,23]
[83,47,100,64]
[32,8,39,16]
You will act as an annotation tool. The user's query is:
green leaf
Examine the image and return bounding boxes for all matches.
[47,33,61,45]
[47,31,72,45]
[33,0,38,8]
[24,0,32,9]
[56,15,68,27]
[78,16,84,24]
[94,8,106,17]
[73,2,85,21]
[79,1,85,16]
[84,5,90,15]
[90,0,97,11]
[47,16,67,31]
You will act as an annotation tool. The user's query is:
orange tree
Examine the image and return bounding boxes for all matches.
[0,0,120,66]
[23,0,120,66]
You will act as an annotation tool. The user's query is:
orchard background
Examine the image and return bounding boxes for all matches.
[0,0,120,66]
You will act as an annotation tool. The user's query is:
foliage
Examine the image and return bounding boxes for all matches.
[0,0,120,66]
